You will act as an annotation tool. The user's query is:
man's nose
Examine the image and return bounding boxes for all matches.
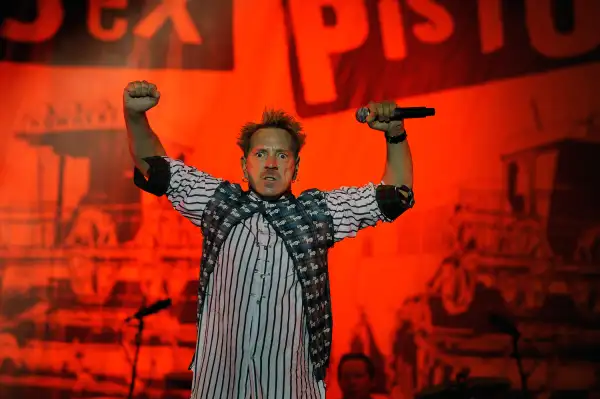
[265,155,278,168]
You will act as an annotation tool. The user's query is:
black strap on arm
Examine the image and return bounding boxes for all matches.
[375,184,415,220]
[133,156,171,196]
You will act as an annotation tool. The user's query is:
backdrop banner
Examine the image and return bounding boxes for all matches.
[1,1,599,398]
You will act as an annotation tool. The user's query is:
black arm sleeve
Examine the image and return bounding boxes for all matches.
[375,184,415,220]
[133,156,171,196]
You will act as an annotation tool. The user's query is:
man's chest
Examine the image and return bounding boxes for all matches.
[216,212,289,260]
[212,213,299,295]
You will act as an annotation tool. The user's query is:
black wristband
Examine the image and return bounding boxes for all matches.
[385,130,407,144]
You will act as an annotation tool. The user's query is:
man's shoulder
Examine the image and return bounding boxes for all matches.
[297,187,326,200]
[210,180,244,198]
[297,189,331,216]
[217,180,242,190]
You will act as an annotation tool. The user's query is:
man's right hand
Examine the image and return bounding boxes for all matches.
[124,80,160,114]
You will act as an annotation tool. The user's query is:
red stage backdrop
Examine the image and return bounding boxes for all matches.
[1,1,600,398]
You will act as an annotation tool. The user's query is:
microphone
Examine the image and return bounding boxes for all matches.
[125,298,172,322]
[355,106,435,123]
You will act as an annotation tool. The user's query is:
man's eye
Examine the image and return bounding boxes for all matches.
[255,152,265,158]
[278,153,288,159]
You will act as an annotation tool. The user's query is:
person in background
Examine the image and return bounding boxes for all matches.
[338,353,389,399]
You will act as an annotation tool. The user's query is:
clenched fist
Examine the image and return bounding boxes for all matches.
[123,80,160,113]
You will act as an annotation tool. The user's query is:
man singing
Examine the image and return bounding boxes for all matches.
[123,80,415,399]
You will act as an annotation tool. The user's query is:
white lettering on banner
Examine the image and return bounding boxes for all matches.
[1,0,202,44]
[378,0,407,61]
[408,0,454,44]
[477,0,504,54]
[133,0,202,44]
[88,0,128,41]
[288,0,370,104]
[287,0,600,107]
[526,0,600,58]
[0,0,64,43]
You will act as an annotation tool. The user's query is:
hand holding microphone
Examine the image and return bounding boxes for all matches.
[355,101,435,127]
[356,101,435,143]
[359,101,402,133]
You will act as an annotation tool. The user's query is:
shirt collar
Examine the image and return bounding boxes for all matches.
[246,188,294,205]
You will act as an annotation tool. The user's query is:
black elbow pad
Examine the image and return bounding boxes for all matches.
[376,185,415,220]
[133,156,170,196]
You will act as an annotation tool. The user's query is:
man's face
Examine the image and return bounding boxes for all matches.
[242,128,298,198]
[338,360,373,399]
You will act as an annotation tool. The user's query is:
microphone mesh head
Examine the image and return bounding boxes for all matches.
[355,107,369,123]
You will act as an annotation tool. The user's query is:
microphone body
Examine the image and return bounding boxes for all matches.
[125,298,172,322]
[355,106,435,123]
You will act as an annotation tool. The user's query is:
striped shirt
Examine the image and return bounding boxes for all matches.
[163,158,387,399]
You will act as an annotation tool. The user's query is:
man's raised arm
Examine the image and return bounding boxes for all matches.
[325,101,416,243]
[122,81,222,225]
[123,80,166,175]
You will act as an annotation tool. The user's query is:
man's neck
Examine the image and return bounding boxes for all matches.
[247,186,293,202]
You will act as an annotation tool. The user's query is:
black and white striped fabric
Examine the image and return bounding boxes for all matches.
[163,158,387,399]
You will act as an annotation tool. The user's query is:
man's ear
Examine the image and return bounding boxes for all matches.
[241,157,248,180]
[293,157,300,180]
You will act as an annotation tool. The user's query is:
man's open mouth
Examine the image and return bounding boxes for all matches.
[263,176,277,181]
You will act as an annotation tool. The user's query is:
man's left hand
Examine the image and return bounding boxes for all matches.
[366,101,405,135]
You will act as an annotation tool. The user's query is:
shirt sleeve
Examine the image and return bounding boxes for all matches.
[162,157,223,226]
[324,182,390,243]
